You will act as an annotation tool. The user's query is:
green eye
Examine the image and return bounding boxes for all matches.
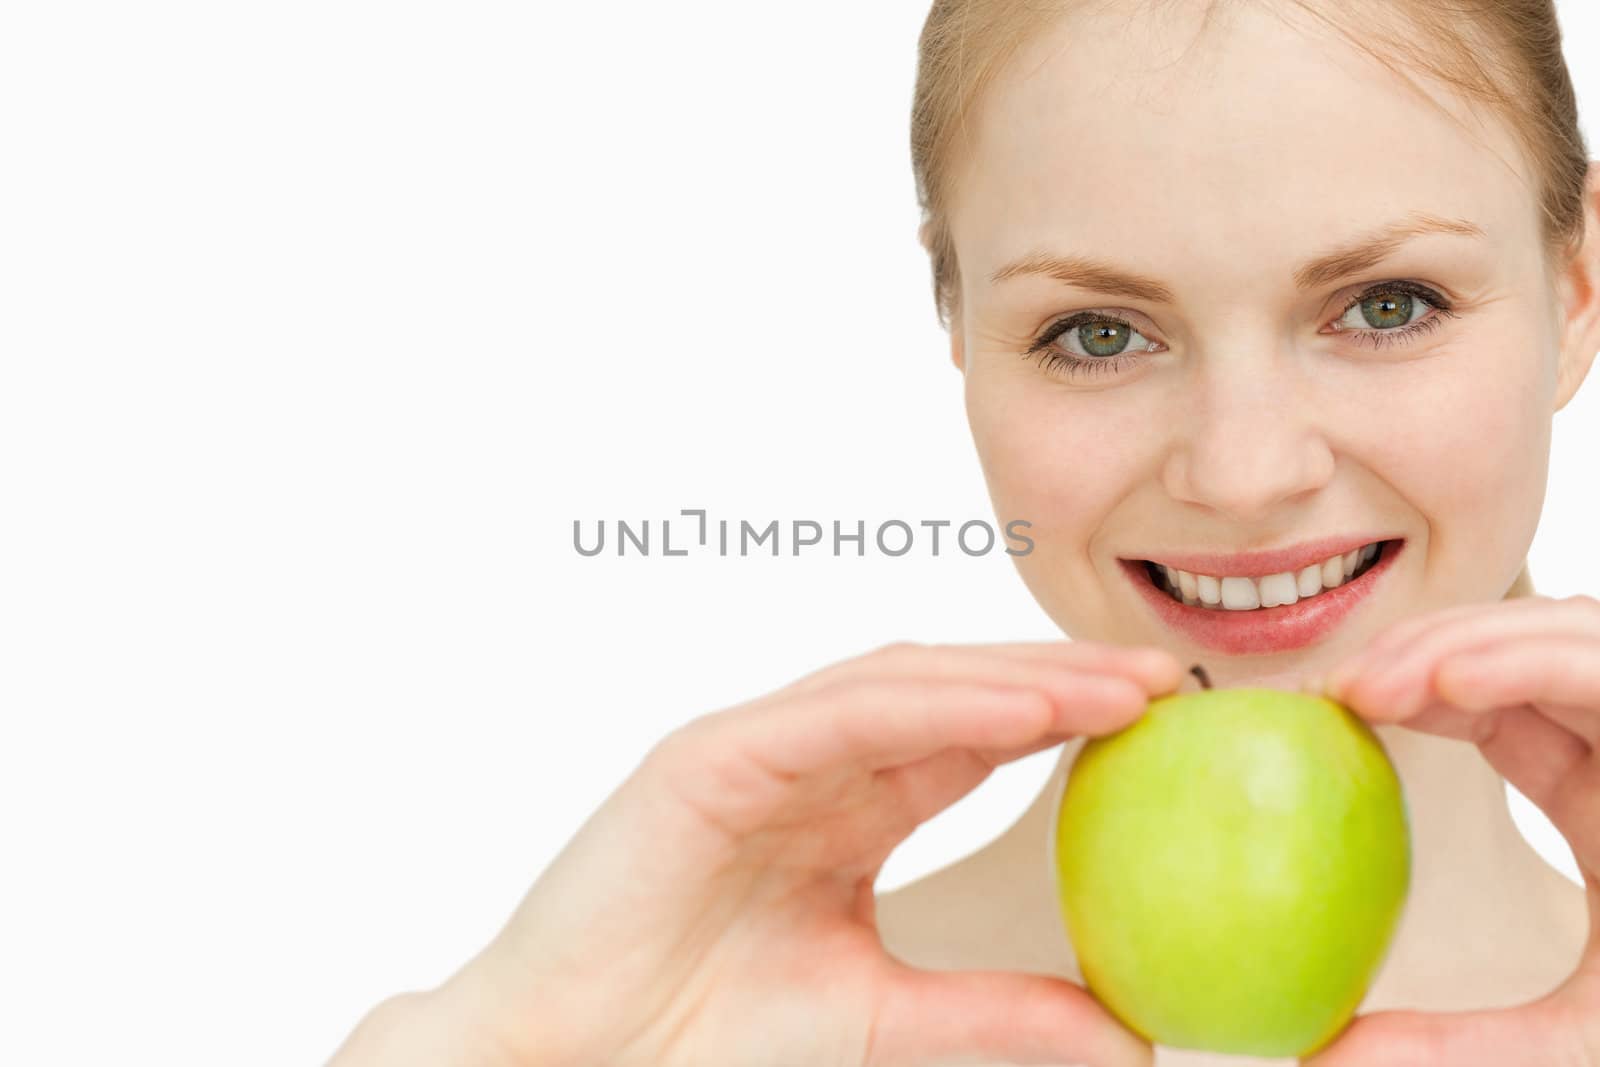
[1333,281,1443,334]
[1329,281,1458,350]
[1023,311,1159,381]
[1031,312,1156,361]
[1077,319,1136,358]
[1353,292,1415,330]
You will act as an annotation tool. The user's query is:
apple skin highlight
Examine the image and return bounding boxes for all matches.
[1053,687,1411,1058]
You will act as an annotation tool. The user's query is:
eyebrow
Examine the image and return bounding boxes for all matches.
[986,212,1487,301]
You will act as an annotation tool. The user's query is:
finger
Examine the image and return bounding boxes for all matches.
[736,647,1164,757]
[974,728,1092,769]
[658,674,1146,844]
[761,673,1150,777]
[1301,996,1579,1067]
[1328,597,1600,723]
[1322,599,1502,689]
[871,735,1092,848]
[1325,596,1568,718]
[1435,638,1600,746]
[1472,704,1598,870]
[1319,595,1549,703]
[775,640,1186,703]
[1328,635,1600,748]
[869,962,1153,1067]
[1336,593,1598,677]
[649,675,1152,870]
[963,640,1186,695]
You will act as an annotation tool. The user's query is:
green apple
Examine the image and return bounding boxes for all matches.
[1053,681,1410,1058]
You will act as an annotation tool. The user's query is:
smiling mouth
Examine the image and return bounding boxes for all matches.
[1137,539,1398,612]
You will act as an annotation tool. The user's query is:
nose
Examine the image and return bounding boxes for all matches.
[1159,356,1336,523]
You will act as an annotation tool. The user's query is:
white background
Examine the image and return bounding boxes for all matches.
[2,2,1598,1064]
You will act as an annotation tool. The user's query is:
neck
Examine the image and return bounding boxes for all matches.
[1358,723,1582,1001]
[1369,723,1559,918]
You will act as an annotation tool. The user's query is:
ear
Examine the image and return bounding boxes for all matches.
[1553,160,1600,413]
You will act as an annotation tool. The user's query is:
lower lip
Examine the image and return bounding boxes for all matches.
[1119,541,1402,655]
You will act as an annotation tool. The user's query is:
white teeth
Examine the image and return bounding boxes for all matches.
[1220,576,1260,610]
[1258,571,1299,608]
[1296,564,1322,597]
[1152,541,1390,612]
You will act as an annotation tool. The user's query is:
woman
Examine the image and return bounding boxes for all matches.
[330,1,1600,1064]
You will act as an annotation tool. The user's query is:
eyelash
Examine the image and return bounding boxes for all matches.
[1022,281,1459,381]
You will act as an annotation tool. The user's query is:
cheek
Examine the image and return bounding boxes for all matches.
[964,368,1161,639]
[1347,332,1553,569]
[964,370,1155,554]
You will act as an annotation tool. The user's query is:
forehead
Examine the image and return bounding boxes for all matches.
[948,0,1535,298]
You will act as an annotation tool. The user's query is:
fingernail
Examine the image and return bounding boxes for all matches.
[1140,647,1187,687]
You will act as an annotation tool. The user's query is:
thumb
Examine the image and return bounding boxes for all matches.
[1302,997,1579,1067]
[868,962,1153,1067]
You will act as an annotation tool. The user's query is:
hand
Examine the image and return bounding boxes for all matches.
[405,640,1183,1067]
[1303,593,1600,1066]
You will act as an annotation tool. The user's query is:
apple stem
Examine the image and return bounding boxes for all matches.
[1189,664,1213,690]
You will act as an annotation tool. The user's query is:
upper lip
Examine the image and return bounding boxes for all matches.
[1127,535,1397,579]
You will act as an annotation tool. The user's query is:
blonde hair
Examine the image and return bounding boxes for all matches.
[910,0,1591,332]
[910,0,1571,603]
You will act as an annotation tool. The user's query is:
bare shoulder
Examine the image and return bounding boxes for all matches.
[874,856,1083,979]
[875,867,1094,1067]
[873,868,968,971]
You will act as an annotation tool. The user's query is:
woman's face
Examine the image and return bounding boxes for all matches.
[946,1,1591,684]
